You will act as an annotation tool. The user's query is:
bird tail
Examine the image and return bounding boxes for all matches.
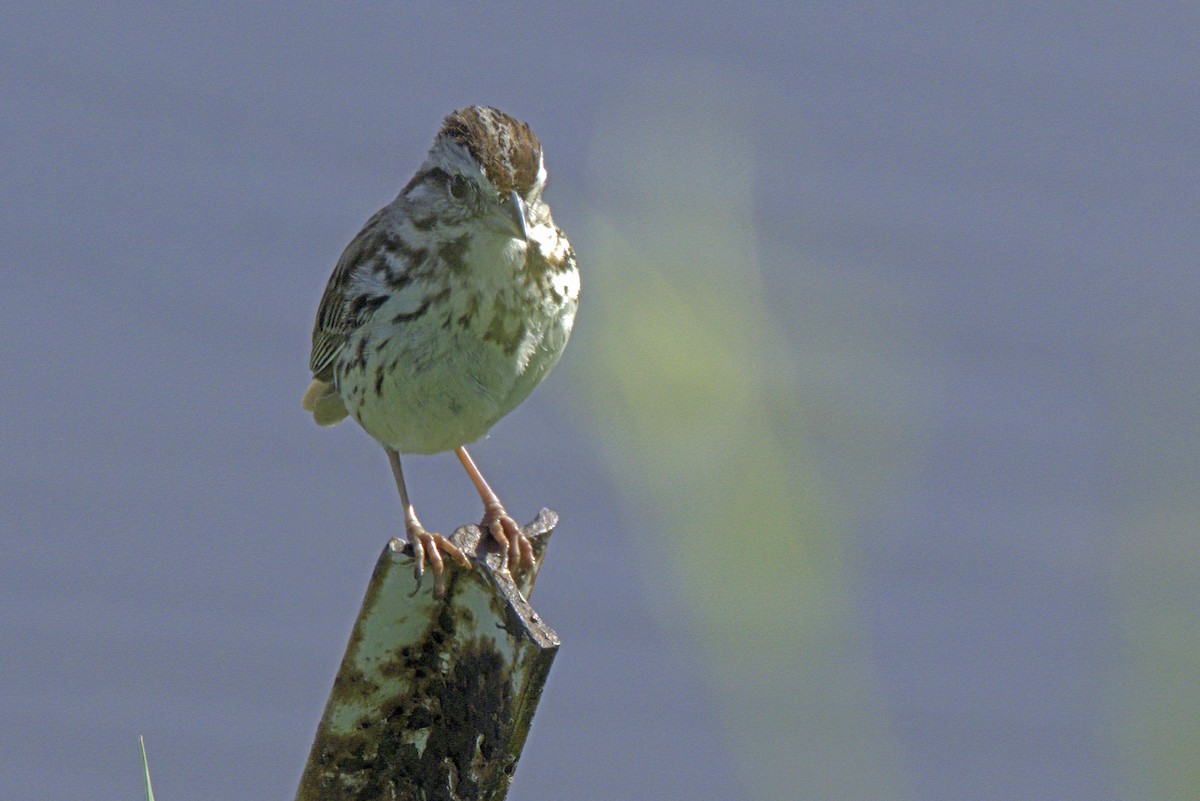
[301,378,349,426]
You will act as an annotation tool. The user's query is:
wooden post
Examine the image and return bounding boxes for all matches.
[296,510,560,801]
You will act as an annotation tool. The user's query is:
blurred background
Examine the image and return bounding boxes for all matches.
[2,4,1197,800]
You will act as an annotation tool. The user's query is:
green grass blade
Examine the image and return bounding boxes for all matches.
[139,735,156,801]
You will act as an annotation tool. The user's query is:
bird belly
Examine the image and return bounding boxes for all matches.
[337,310,570,455]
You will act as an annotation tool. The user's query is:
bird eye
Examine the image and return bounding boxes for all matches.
[448,175,472,201]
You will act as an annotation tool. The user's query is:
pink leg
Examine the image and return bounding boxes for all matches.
[454,446,535,572]
[387,447,470,596]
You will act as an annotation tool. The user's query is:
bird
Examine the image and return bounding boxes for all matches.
[302,106,579,595]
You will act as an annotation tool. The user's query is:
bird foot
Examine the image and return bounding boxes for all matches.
[407,523,471,598]
[482,502,535,573]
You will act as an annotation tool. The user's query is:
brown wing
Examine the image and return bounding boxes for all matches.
[308,208,393,381]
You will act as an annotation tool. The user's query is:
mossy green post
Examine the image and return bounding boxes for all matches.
[296,510,560,801]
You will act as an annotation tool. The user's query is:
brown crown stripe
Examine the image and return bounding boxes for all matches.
[438,106,541,197]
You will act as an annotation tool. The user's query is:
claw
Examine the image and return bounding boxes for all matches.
[410,530,426,580]
[407,524,470,598]
[482,503,535,573]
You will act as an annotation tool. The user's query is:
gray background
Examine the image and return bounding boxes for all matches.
[3,4,1197,800]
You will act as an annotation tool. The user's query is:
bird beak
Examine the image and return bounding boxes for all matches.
[502,189,529,242]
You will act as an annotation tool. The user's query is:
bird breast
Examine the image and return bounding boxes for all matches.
[336,224,576,455]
